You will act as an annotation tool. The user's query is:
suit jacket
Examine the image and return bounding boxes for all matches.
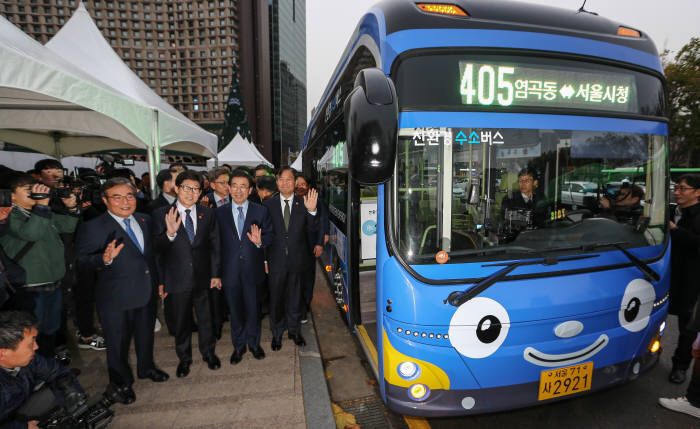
[75,211,158,311]
[263,194,319,273]
[147,194,171,214]
[203,192,230,209]
[216,202,273,287]
[152,203,221,295]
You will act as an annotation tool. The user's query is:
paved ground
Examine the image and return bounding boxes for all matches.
[71,314,308,428]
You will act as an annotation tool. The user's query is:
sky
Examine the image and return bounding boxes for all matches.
[306,0,699,124]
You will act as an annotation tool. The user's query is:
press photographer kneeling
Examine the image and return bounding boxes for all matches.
[0,311,113,429]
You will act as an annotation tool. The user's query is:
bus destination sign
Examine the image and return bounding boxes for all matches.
[458,61,637,112]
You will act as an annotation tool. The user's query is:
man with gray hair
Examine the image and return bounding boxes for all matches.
[76,177,169,405]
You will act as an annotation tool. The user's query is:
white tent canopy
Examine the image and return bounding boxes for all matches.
[290,154,302,171]
[0,14,152,157]
[45,3,217,159]
[207,133,272,168]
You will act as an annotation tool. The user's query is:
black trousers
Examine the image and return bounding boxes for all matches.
[164,287,215,363]
[98,302,155,387]
[223,273,261,351]
[268,270,302,338]
[74,269,97,337]
[687,355,700,407]
[672,313,696,371]
[300,264,316,316]
[208,287,225,334]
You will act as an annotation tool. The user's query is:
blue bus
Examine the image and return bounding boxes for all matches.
[303,0,669,417]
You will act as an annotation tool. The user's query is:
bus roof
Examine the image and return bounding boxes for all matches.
[376,0,659,56]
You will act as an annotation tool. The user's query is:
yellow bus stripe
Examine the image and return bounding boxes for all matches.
[404,415,432,429]
[356,325,378,369]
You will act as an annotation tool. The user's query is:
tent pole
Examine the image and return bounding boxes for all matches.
[52,133,62,160]
[148,109,160,196]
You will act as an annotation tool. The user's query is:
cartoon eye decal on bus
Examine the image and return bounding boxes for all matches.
[619,279,655,332]
[448,297,510,358]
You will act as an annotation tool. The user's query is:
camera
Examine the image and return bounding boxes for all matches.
[40,374,114,429]
[0,189,11,207]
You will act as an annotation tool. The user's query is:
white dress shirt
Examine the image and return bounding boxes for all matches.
[108,211,144,251]
[279,194,316,217]
[168,201,197,240]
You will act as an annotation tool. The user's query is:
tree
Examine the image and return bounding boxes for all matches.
[219,61,253,151]
[664,38,700,167]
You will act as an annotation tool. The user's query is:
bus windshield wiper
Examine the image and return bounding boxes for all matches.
[444,254,599,307]
[538,241,659,282]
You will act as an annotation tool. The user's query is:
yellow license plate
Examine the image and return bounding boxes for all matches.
[538,361,593,401]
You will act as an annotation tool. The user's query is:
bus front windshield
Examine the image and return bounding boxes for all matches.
[393,127,667,264]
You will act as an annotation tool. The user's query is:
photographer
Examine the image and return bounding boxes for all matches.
[0,173,79,359]
[0,311,84,429]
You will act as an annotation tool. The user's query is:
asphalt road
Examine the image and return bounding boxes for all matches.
[421,314,700,429]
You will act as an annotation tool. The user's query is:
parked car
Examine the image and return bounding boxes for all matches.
[560,181,598,209]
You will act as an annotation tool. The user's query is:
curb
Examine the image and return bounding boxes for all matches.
[300,313,336,429]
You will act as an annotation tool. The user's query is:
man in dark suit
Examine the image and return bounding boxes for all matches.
[294,174,329,323]
[147,168,178,214]
[75,177,168,405]
[216,169,273,364]
[202,167,231,209]
[263,167,318,350]
[152,171,222,378]
[501,167,547,228]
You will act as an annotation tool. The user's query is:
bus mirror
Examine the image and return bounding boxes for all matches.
[344,68,398,185]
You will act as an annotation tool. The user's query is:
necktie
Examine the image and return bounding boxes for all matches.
[185,209,195,244]
[283,199,291,230]
[237,206,244,239]
[123,218,143,253]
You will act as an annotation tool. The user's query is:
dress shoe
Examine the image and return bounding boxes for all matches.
[251,346,265,360]
[138,367,169,382]
[669,368,687,384]
[203,354,221,370]
[271,337,282,351]
[105,383,136,405]
[290,333,306,347]
[230,349,245,365]
[176,361,191,378]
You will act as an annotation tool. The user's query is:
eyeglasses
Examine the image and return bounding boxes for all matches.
[180,185,201,193]
[212,181,228,185]
[229,184,250,191]
[107,193,136,202]
[518,178,534,183]
[675,186,697,192]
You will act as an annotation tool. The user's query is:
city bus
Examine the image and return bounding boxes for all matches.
[302,0,669,416]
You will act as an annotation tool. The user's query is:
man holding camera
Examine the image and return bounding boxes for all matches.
[0,173,79,361]
[0,311,84,429]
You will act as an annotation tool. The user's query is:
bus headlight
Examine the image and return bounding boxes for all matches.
[409,383,430,401]
[398,361,421,380]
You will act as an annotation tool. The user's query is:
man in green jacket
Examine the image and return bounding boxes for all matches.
[1,172,79,359]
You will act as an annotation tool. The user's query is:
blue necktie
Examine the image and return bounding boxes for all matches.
[123,218,143,253]
[237,206,244,239]
[185,209,195,244]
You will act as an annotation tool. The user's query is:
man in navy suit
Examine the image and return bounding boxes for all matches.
[76,177,169,405]
[152,171,222,378]
[216,169,273,364]
[263,167,318,350]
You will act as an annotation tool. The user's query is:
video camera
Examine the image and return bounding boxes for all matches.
[17,375,114,429]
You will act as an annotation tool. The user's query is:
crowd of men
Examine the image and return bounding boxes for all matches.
[0,159,328,426]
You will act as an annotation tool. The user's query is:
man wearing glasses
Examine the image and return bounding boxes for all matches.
[501,167,546,227]
[202,167,231,209]
[659,174,700,418]
[152,171,222,378]
[76,177,169,405]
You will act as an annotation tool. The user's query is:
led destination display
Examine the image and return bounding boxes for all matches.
[458,61,637,112]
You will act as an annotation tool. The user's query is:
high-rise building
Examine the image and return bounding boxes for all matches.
[269,0,306,167]
[0,0,305,166]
